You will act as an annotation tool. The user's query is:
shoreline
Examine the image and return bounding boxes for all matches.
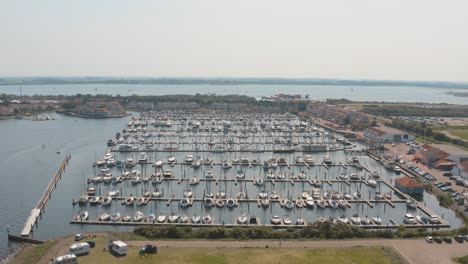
[0,242,27,264]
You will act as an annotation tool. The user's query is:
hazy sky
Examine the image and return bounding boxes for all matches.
[1,0,468,82]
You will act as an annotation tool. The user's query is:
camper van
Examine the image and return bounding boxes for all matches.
[53,254,78,264]
[110,240,128,256]
[69,242,90,256]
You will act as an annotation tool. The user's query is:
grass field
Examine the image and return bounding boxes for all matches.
[12,240,57,264]
[452,130,468,140]
[74,237,401,264]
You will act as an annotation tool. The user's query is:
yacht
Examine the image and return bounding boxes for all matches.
[337,215,349,224]
[296,218,305,225]
[270,215,281,225]
[323,155,332,165]
[202,214,212,224]
[168,155,176,163]
[145,213,155,223]
[134,211,144,222]
[101,196,112,206]
[153,160,163,168]
[205,170,214,178]
[368,179,377,187]
[157,213,167,223]
[111,211,121,222]
[283,216,292,225]
[236,170,245,179]
[304,155,315,165]
[191,215,201,224]
[404,214,417,224]
[162,169,172,178]
[138,153,148,163]
[371,216,382,225]
[168,215,180,223]
[237,214,248,224]
[99,212,111,221]
[295,156,305,165]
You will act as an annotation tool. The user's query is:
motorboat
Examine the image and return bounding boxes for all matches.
[180,197,190,207]
[322,155,332,165]
[404,214,417,224]
[162,169,172,178]
[146,213,156,223]
[99,212,111,221]
[283,217,292,225]
[328,199,338,209]
[191,158,201,168]
[107,190,119,197]
[270,215,281,225]
[222,161,232,169]
[296,218,305,225]
[101,196,112,206]
[237,214,248,224]
[406,200,417,210]
[283,199,294,209]
[189,177,199,185]
[215,199,225,208]
[168,215,179,223]
[337,215,349,224]
[338,173,349,180]
[154,160,163,168]
[429,215,441,224]
[316,216,326,223]
[136,197,146,206]
[152,190,162,198]
[122,214,131,222]
[305,196,314,208]
[371,216,382,225]
[350,173,360,180]
[89,196,101,205]
[111,211,121,222]
[304,155,315,165]
[393,165,402,173]
[185,155,194,164]
[351,215,361,225]
[313,178,322,187]
[202,214,212,224]
[260,199,270,208]
[204,197,214,207]
[180,215,189,223]
[270,191,279,200]
[371,170,380,178]
[237,192,246,200]
[297,171,307,180]
[276,173,286,180]
[258,191,268,199]
[75,211,89,221]
[168,155,176,163]
[361,217,371,225]
[124,196,134,206]
[368,179,377,187]
[191,215,201,223]
[157,214,167,223]
[205,170,214,178]
[236,170,245,179]
[295,156,305,165]
[226,198,236,208]
[317,199,327,208]
[134,211,144,222]
[203,157,213,165]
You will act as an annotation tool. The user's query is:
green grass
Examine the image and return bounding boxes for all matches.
[452,130,468,140]
[11,240,57,264]
[76,237,401,264]
[454,255,468,264]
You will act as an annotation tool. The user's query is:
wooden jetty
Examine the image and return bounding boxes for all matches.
[20,155,71,237]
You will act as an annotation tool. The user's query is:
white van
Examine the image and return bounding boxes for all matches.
[69,242,90,256]
[53,254,78,264]
[110,240,128,255]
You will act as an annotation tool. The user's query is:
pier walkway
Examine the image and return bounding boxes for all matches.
[20,155,71,237]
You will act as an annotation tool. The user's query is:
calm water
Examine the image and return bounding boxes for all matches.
[1,84,467,104]
[0,112,464,260]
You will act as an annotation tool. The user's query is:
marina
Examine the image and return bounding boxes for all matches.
[67,111,450,229]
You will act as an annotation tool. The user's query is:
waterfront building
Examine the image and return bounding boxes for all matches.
[363,126,415,143]
[395,176,423,195]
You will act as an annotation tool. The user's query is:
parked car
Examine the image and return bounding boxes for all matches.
[443,172,452,177]
[86,240,96,248]
[433,237,443,243]
[139,244,158,254]
[442,237,452,243]
[455,235,464,243]
[74,234,85,241]
[452,192,460,198]
[425,236,434,243]
[464,235,468,242]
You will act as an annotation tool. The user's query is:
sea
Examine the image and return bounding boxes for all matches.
[0,84,466,261]
[0,84,467,104]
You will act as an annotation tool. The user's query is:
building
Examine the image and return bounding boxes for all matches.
[364,126,415,143]
[417,143,468,172]
[395,176,424,195]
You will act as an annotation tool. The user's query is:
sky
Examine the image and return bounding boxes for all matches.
[1,0,468,82]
